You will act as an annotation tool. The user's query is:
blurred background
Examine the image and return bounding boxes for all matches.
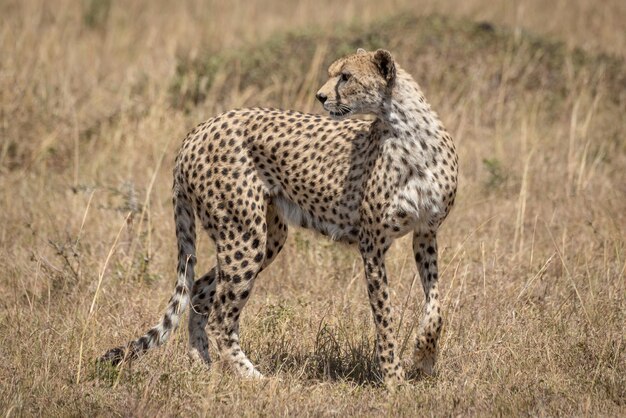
[1,0,624,415]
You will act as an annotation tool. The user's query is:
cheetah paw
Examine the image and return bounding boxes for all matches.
[414,346,437,376]
[188,348,211,366]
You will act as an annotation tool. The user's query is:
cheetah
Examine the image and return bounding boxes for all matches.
[100,48,458,388]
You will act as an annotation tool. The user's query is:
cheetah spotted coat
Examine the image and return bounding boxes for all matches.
[101,49,458,388]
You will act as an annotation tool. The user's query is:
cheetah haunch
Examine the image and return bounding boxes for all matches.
[100,48,458,388]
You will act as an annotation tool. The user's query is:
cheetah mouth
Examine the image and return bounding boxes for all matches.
[325,104,353,119]
[329,109,352,118]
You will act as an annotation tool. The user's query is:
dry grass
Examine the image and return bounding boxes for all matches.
[1,0,625,416]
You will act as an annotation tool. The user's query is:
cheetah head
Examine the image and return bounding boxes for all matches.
[316,48,396,119]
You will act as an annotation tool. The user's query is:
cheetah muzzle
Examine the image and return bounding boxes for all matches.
[99,48,458,389]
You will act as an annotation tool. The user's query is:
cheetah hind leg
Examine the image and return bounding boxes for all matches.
[187,200,288,378]
[203,205,274,379]
[412,231,443,376]
[187,269,217,365]
[208,259,265,378]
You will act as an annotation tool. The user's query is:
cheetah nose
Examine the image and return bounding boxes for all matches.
[316,92,327,104]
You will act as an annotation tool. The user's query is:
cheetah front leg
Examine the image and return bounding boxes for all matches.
[412,230,443,375]
[359,235,405,388]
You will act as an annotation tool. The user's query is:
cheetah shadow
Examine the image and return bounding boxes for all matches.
[255,345,431,386]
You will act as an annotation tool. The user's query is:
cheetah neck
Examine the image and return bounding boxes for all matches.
[375,68,457,226]
[378,68,447,161]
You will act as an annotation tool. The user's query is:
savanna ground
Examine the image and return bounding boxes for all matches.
[1,0,625,416]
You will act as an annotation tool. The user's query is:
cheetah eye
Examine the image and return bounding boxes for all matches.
[340,73,351,82]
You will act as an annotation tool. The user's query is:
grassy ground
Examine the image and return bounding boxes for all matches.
[1,0,625,416]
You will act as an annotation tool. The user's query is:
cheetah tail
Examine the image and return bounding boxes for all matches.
[98,184,196,366]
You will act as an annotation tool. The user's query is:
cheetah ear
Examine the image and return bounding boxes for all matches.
[373,49,396,85]
[356,48,367,55]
